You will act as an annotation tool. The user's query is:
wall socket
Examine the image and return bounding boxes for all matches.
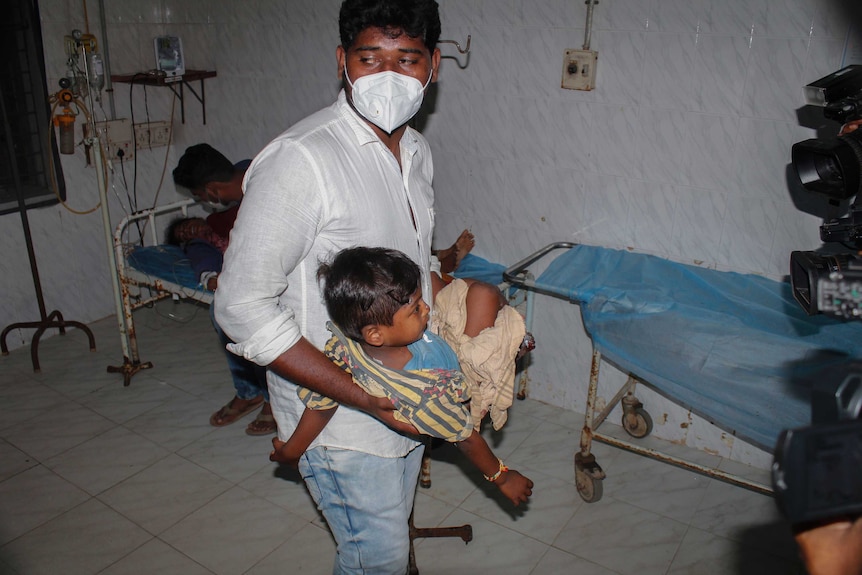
[88,118,134,161]
[562,49,598,91]
[134,121,172,150]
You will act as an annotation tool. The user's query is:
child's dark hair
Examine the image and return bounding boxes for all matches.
[339,0,441,53]
[318,246,421,341]
[165,217,189,245]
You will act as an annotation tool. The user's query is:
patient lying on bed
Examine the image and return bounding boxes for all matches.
[166,217,226,291]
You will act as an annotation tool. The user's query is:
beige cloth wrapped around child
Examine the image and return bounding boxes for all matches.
[431,278,526,431]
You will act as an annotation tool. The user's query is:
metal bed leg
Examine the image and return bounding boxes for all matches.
[106,280,152,386]
[515,288,534,400]
[408,442,473,574]
[581,352,771,498]
[419,439,433,489]
[107,357,153,387]
[576,347,607,502]
[407,509,473,575]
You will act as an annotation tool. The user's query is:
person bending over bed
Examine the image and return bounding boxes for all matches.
[270,246,534,506]
[171,144,276,435]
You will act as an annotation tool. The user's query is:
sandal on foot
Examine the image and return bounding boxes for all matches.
[209,396,265,427]
[246,412,277,436]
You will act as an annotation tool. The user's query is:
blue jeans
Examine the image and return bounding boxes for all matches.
[210,305,268,401]
[300,445,423,575]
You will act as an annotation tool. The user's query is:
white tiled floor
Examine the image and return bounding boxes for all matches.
[0,302,806,574]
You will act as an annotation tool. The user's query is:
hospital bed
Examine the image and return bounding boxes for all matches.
[111,198,212,385]
[503,242,862,502]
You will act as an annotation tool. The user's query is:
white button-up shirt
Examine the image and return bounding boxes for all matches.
[215,91,435,457]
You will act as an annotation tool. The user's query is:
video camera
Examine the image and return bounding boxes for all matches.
[772,362,862,526]
[779,68,862,529]
[790,65,862,319]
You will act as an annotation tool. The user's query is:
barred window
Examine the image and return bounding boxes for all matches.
[0,0,65,216]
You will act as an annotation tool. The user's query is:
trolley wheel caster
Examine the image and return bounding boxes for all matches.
[622,407,653,439]
[576,467,603,502]
[575,452,605,503]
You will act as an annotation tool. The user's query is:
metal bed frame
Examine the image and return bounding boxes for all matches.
[109,198,212,385]
[503,242,773,503]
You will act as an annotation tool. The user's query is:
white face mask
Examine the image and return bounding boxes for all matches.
[345,69,432,133]
[199,187,235,212]
[202,201,229,213]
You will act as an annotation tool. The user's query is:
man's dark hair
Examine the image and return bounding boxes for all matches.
[172,144,234,191]
[318,246,421,341]
[339,0,441,53]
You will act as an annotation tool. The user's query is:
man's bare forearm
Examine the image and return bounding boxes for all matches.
[267,337,371,408]
[267,337,419,435]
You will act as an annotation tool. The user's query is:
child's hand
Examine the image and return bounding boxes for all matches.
[269,437,301,468]
[494,469,533,506]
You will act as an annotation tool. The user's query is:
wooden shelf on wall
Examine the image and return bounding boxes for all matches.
[111,70,217,124]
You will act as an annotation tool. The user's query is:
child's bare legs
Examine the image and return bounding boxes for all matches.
[270,406,337,468]
[431,270,535,357]
[461,279,534,357]
[462,279,506,337]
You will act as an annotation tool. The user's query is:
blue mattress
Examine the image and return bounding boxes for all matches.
[452,253,507,285]
[535,244,862,451]
[126,248,507,302]
[127,245,207,293]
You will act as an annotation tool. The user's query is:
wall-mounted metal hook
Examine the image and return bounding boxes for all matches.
[438,35,471,54]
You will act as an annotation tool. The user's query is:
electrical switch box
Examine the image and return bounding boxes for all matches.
[562,49,598,91]
[134,121,172,150]
[92,118,134,161]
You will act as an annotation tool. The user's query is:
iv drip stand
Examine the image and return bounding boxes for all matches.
[75,45,153,386]
[0,83,96,371]
[91,134,153,385]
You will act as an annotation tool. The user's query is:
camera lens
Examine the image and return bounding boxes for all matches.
[796,151,843,189]
[792,134,862,201]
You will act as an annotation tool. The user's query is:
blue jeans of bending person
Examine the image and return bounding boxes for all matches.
[300,445,423,575]
[210,305,269,401]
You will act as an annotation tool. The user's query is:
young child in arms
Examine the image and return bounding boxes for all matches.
[270,246,533,506]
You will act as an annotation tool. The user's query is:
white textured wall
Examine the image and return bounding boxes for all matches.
[4,0,859,468]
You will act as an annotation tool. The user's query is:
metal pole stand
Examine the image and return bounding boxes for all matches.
[0,79,96,372]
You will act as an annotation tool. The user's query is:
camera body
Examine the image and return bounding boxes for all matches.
[779,67,862,529]
[790,250,862,318]
[772,363,862,525]
[804,65,862,124]
[790,65,862,317]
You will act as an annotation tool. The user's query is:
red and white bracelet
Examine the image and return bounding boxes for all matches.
[484,458,509,482]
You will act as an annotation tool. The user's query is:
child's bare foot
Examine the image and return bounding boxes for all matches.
[452,229,475,268]
[436,230,475,274]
